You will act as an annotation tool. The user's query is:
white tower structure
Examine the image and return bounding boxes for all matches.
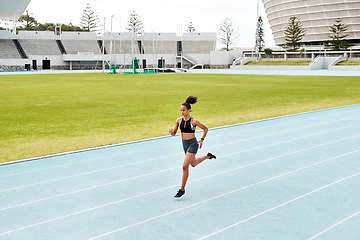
[0,0,31,34]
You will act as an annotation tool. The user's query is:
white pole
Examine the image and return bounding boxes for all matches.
[102,17,106,74]
[140,34,143,72]
[155,33,158,70]
[119,16,124,69]
[110,15,113,70]
[132,32,134,74]
[119,16,121,55]
[162,33,164,72]
[256,0,260,60]
[152,32,155,68]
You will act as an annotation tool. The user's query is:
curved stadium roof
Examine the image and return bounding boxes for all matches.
[262,0,360,46]
[0,0,31,21]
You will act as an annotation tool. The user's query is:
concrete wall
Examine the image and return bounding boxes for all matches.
[329,65,360,71]
[309,57,339,70]
[18,31,55,40]
[230,65,310,70]
[0,58,31,66]
[0,55,65,70]
[0,30,12,39]
[210,50,241,67]
[61,32,98,40]
[185,54,211,65]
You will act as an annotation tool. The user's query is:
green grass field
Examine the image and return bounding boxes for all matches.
[1,73,360,163]
[337,60,360,65]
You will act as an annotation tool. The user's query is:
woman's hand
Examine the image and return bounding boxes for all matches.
[198,139,204,149]
[169,128,175,136]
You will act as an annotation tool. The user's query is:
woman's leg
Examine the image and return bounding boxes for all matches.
[191,155,210,167]
[181,152,196,191]
[181,152,211,190]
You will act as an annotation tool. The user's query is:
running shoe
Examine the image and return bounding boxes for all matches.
[207,152,216,159]
[174,189,185,198]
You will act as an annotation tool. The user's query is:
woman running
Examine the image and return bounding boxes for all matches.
[169,96,216,198]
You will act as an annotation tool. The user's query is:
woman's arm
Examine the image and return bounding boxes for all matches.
[169,118,181,136]
[193,118,208,148]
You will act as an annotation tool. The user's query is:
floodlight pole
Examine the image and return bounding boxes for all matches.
[110,15,113,70]
[256,0,260,60]
[155,33,158,70]
[102,17,106,74]
[120,17,124,69]
[132,31,135,74]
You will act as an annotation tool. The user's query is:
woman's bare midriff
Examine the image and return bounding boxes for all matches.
[181,132,196,140]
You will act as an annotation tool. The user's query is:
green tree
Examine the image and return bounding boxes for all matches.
[325,18,354,51]
[38,23,56,31]
[284,17,306,52]
[264,48,273,57]
[18,10,38,30]
[79,3,99,32]
[186,22,196,33]
[255,16,265,51]
[218,18,239,51]
[126,11,144,35]
[61,23,85,32]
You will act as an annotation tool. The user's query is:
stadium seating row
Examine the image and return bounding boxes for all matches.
[0,38,216,59]
[0,39,21,59]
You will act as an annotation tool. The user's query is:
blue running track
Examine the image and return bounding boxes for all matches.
[1,105,359,240]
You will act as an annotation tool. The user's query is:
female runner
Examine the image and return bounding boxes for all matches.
[169,96,216,198]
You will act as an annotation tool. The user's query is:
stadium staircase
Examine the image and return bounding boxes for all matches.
[232,57,258,66]
[176,55,196,68]
[309,56,344,70]
[137,41,145,54]
[97,40,107,54]
[12,39,28,59]
[190,64,204,69]
[56,40,67,54]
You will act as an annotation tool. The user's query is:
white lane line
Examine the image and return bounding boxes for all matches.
[0,166,178,212]
[1,148,358,238]
[198,173,360,240]
[308,211,360,240]
[210,116,360,150]
[2,120,359,193]
[1,111,359,179]
[216,123,360,159]
[0,152,180,193]
[87,149,360,239]
[2,134,358,212]
[0,141,179,179]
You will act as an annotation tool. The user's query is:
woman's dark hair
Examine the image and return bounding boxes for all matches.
[182,95,198,110]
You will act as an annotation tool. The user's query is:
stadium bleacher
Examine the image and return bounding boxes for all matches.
[0,39,21,59]
[0,30,217,70]
[19,39,61,55]
[182,32,216,54]
[61,40,101,54]
[103,40,132,55]
[182,40,216,54]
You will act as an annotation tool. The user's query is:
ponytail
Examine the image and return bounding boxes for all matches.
[182,95,198,110]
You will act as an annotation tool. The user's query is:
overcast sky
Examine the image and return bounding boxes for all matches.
[23,0,276,48]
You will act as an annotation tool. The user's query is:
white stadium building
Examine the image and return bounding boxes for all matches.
[1,0,360,71]
[262,0,360,46]
[0,0,221,71]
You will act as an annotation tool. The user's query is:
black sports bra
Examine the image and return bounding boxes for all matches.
[179,117,196,133]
